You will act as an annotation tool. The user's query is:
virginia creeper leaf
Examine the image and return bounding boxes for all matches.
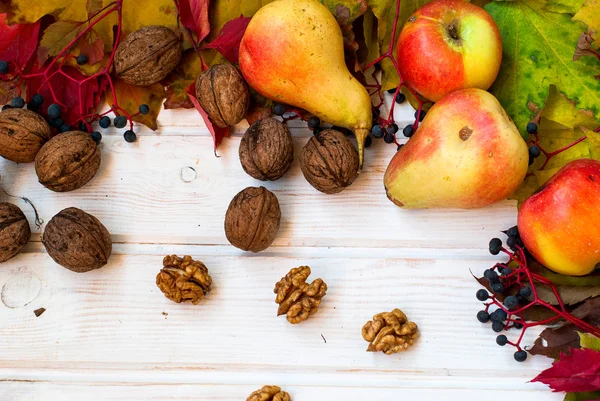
[37,20,84,64]
[535,285,600,305]
[8,0,90,24]
[177,0,211,42]
[0,78,19,105]
[544,0,586,14]
[205,15,251,63]
[485,0,600,139]
[564,392,600,401]
[163,49,203,109]
[530,325,582,359]
[579,333,600,351]
[111,79,165,131]
[185,81,229,150]
[537,265,600,287]
[532,348,600,392]
[574,0,600,43]
[572,297,600,326]
[0,13,40,66]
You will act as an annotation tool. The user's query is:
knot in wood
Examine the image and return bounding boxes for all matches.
[274,266,327,324]
[156,255,212,304]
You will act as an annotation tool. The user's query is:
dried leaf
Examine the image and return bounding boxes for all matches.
[0,13,40,66]
[185,81,229,150]
[205,15,250,63]
[531,348,600,392]
[573,32,598,61]
[530,325,581,359]
[579,333,600,350]
[572,297,600,326]
[177,0,210,42]
[163,49,203,109]
[536,285,600,306]
[111,79,165,131]
[0,78,19,104]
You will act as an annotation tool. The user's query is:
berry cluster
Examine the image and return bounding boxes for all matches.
[476,229,600,362]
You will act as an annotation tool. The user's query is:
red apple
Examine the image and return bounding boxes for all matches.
[396,0,502,102]
[518,159,600,276]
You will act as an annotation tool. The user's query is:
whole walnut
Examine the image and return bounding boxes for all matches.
[115,25,182,86]
[224,186,280,252]
[35,131,101,192]
[239,118,294,181]
[300,129,359,194]
[42,207,112,272]
[196,63,249,127]
[0,203,31,263]
[0,108,51,163]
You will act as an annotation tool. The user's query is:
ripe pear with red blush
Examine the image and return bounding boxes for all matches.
[239,0,372,166]
[384,88,528,209]
[518,159,600,276]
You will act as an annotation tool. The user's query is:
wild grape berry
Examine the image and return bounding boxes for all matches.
[514,350,528,362]
[526,122,538,134]
[306,116,320,129]
[489,238,502,255]
[529,145,541,158]
[491,282,504,294]
[492,321,505,333]
[91,131,102,144]
[415,110,426,122]
[395,92,406,104]
[513,320,524,329]
[506,236,517,250]
[1,105,12,111]
[529,155,535,166]
[99,116,111,129]
[504,295,518,310]
[79,121,89,132]
[60,124,70,133]
[397,144,404,151]
[403,125,414,137]
[0,60,8,74]
[496,335,508,346]
[138,104,150,115]
[490,310,502,322]
[50,118,63,128]
[387,87,397,94]
[114,115,127,129]
[495,309,508,321]
[273,103,285,116]
[48,103,61,118]
[76,54,88,65]
[500,267,513,276]
[476,289,489,301]
[313,127,322,136]
[364,135,372,148]
[387,123,399,134]
[11,97,24,108]
[484,269,499,283]
[372,125,384,139]
[477,310,490,323]
[384,133,395,144]
[519,286,532,298]
[123,130,137,143]
[31,93,44,107]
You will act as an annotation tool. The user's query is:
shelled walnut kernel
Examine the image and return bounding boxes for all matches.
[362,308,418,355]
[274,266,327,324]
[246,385,291,401]
[156,255,212,304]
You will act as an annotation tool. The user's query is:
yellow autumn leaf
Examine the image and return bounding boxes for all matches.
[574,0,600,43]
[8,0,90,24]
[111,79,166,131]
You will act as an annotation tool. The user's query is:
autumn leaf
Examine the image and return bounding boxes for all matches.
[0,78,19,105]
[530,325,582,359]
[572,297,600,326]
[37,21,84,64]
[536,285,600,305]
[536,264,600,287]
[177,0,211,42]
[0,13,40,66]
[205,15,251,63]
[163,49,203,109]
[532,348,600,392]
[579,333,600,351]
[185,81,229,150]
[574,0,600,44]
[544,0,586,14]
[111,79,165,131]
[564,392,600,401]
[8,0,90,24]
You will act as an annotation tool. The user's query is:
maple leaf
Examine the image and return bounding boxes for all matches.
[111,79,165,131]
[185,81,228,151]
[205,15,251,63]
[177,0,210,43]
[163,49,203,109]
[532,348,600,392]
[0,13,40,66]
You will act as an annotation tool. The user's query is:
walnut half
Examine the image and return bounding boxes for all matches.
[156,255,212,304]
[274,266,327,324]
[247,385,291,401]
[362,308,418,355]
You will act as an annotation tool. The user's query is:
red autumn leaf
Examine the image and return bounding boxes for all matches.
[176,0,210,43]
[79,29,104,65]
[532,348,600,392]
[205,15,251,63]
[185,81,228,151]
[0,13,40,66]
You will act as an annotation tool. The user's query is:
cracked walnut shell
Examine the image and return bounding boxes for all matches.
[0,202,31,263]
[247,385,291,401]
[362,308,418,355]
[239,118,294,181]
[156,255,212,304]
[224,186,280,252]
[196,63,250,128]
[0,108,51,163]
[300,129,359,194]
[274,266,327,324]
[115,25,182,86]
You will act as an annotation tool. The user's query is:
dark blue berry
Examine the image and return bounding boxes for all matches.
[79,121,89,132]
[415,109,426,122]
[27,102,38,111]
[513,320,524,329]
[99,116,111,129]
[11,97,24,108]
[484,269,499,283]
[47,104,61,118]
[114,115,127,129]
[491,282,505,294]
[313,127,322,136]
[500,267,513,276]
[387,87,397,94]
[91,131,102,144]
[308,116,320,129]
[0,60,8,74]
[384,133,395,144]
[507,236,517,250]
[489,238,502,255]
[507,226,519,238]
[364,135,372,148]
[60,124,71,133]
[397,144,404,151]
[529,145,541,158]
[395,92,406,104]
[138,104,150,115]
[496,335,508,346]
[2,105,12,111]
[76,54,88,65]
[529,155,535,166]
[519,286,532,298]
[476,289,489,301]
[504,295,518,310]
[514,350,528,362]
[492,320,505,333]
[526,122,538,134]
[123,130,136,143]
[495,309,508,321]
[387,123,398,134]
[273,103,285,116]
[477,310,490,323]
[50,118,63,128]
[372,125,384,139]
[31,94,44,107]
[403,125,414,137]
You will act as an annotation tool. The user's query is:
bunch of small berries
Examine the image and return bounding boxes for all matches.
[526,122,541,165]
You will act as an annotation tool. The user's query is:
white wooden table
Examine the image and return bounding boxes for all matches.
[0,100,562,400]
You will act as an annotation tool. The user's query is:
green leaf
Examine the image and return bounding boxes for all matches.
[485,0,600,139]
[564,391,600,401]
[538,265,600,287]
[579,332,600,350]
[544,0,586,14]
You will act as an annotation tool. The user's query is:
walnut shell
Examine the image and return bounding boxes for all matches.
[114,25,182,86]
[42,207,112,272]
[300,129,359,194]
[239,118,293,181]
[0,203,31,263]
[35,131,101,192]
[196,63,250,127]
[224,186,280,252]
[0,108,51,163]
